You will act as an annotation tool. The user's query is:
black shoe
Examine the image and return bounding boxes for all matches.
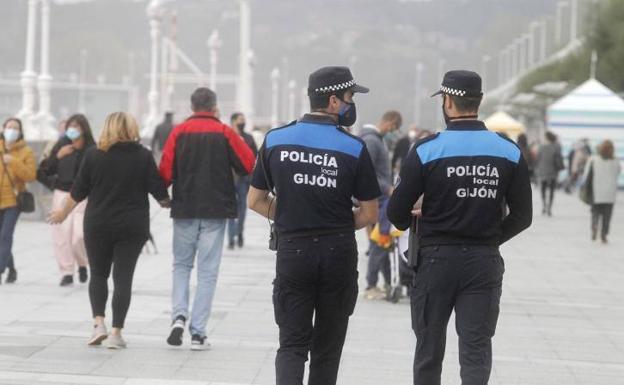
[227,240,235,250]
[6,268,16,284]
[237,233,244,248]
[191,334,211,351]
[167,315,186,346]
[78,267,88,283]
[60,275,73,286]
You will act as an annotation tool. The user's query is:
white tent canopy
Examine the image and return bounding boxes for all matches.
[547,78,624,185]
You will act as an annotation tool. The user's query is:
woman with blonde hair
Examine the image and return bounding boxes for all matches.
[49,112,170,348]
[0,118,36,284]
[584,140,621,243]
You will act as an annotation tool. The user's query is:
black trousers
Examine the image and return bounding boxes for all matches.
[411,245,504,385]
[591,203,614,239]
[540,179,556,213]
[84,228,147,328]
[273,232,359,385]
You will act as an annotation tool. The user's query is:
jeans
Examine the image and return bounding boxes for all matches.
[227,176,251,243]
[0,206,19,274]
[411,245,504,385]
[273,232,359,385]
[172,218,226,337]
[366,241,391,288]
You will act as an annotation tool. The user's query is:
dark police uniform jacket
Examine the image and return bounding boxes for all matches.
[251,114,381,236]
[387,120,532,246]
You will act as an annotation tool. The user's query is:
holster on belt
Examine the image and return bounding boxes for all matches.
[405,217,421,271]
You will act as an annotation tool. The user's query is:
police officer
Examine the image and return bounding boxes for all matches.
[248,66,381,385]
[387,70,533,385]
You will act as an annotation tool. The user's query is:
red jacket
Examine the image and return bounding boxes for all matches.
[159,112,255,219]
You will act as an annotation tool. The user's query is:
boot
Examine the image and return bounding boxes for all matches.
[79,267,88,283]
[6,268,16,284]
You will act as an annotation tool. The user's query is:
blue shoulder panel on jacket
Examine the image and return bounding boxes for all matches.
[266,122,363,158]
[416,130,521,164]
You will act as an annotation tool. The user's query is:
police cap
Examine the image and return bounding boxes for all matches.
[431,70,483,98]
[308,66,369,96]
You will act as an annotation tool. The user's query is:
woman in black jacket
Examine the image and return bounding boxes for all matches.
[48,112,170,349]
[40,114,95,286]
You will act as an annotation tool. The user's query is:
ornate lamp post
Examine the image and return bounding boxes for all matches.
[143,0,164,138]
[17,0,38,136]
[36,0,56,140]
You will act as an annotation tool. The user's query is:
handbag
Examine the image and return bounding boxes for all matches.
[579,161,594,205]
[1,155,35,213]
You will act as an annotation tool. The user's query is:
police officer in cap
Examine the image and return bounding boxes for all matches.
[387,70,533,385]
[248,66,381,385]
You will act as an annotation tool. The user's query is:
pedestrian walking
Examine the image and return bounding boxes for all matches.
[535,131,564,216]
[151,112,174,163]
[516,133,535,182]
[159,88,255,350]
[584,140,621,243]
[248,66,380,385]
[387,70,533,385]
[48,112,170,349]
[0,118,36,285]
[38,114,95,286]
[227,112,258,249]
[358,110,402,300]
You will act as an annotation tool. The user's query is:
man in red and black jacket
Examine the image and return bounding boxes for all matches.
[159,87,255,350]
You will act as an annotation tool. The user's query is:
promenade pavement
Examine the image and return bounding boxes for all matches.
[0,190,623,385]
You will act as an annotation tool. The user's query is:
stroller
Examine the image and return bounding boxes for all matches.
[386,230,415,303]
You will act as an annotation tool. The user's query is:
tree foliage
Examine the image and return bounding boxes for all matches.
[517,0,624,94]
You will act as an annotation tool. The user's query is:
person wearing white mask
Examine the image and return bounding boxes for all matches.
[38,114,96,286]
[0,118,36,285]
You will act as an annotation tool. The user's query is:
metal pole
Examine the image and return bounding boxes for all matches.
[528,23,539,68]
[556,1,569,46]
[481,55,490,91]
[78,49,88,113]
[414,62,423,126]
[270,67,280,127]
[237,0,253,119]
[570,0,578,43]
[18,0,38,129]
[208,29,221,92]
[436,58,446,131]
[287,80,296,122]
[300,87,307,118]
[37,0,55,140]
[143,0,163,138]
[539,19,548,64]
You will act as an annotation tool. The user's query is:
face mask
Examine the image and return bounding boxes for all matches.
[236,122,246,132]
[3,128,20,144]
[66,127,82,141]
[337,98,357,127]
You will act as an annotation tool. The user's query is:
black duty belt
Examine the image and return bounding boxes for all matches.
[279,227,354,240]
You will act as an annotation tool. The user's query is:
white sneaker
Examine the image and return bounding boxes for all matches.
[105,334,127,349]
[87,324,108,346]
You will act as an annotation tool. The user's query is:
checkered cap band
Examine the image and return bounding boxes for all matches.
[440,86,467,97]
[314,80,356,93]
